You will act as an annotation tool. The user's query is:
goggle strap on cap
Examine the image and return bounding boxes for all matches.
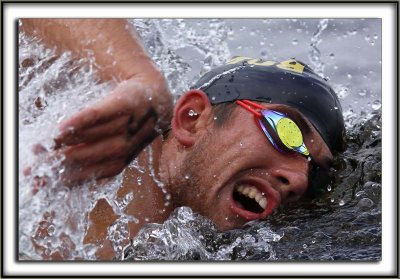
[236,100,262,118]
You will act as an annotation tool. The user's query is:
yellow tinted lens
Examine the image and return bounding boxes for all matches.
[276,118,303,149]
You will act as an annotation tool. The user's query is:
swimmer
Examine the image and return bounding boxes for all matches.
[21,19,346,260]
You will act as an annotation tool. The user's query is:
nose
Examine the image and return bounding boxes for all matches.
[271,165,308,203]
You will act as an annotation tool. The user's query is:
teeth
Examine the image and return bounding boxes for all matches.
[236,185,268,210]
[248,188,257,198]
[259,198,267,209]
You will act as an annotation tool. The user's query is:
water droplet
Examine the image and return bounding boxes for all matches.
[338,200,345,206]
[329,53,335,59]
[357,198,374,210]
[239,142,244,148]
[137,176,142,186]
[371,100,381,110]
[184,175,190,180]
[213,116,218,120]
[292,39,298,45]
[144,217,149,222]
[334,106,338,110]
[373,34,378,40]
[327,185,332,192]
[358,89,367,96]
[47,225,55,236]
[348,28,357,35]
[303,244,308,249]
[355,190,366,197]
[347,74,352,79]
[188,109,198,117]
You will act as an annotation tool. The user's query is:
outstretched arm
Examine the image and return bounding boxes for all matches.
[22,19,156,81]
[22,19,173,185]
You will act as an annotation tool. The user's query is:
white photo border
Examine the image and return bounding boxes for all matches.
[3,2,397,277]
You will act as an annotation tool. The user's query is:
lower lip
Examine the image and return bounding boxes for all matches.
[229,185,279,221]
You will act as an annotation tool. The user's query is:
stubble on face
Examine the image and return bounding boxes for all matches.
[170,129,217,215]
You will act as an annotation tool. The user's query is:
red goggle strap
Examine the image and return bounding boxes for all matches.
[236,100,262,118]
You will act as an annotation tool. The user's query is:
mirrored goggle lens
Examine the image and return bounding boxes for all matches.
[258,110,310,156]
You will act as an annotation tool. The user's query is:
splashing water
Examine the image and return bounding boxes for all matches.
[19,19,381,261]
[308,19,329,77]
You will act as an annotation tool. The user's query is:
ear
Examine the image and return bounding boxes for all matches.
[171,89,212,147]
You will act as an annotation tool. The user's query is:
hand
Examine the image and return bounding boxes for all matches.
[53,70,173,186]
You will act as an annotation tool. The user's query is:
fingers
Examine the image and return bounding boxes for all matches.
[58,86,144,134]
[61,109,157,165]
[59,112,157,185]
[54,115,130,148]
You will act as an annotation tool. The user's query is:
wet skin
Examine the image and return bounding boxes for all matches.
[36,91,332,260]
[158,94,333,232]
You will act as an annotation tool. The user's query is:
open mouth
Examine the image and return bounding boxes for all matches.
[233,185,267,214]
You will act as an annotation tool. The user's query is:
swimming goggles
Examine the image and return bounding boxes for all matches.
[236,99,310,157]
[236,99,335,195]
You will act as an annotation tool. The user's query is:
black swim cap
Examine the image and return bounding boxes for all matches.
[192,57,346,154]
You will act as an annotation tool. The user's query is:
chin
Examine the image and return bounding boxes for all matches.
[208,214,247,232]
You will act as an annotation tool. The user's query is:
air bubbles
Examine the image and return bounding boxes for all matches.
[358,89,367,97]
[184,175,190,180]
[347,28,357,36]
[291,39,299,45]
[357,198,374,210]
[355,190,366,197]
[338,200,345,206]
[327,185,332,192]
[371,100,381,110]
[329,53,335,59]
[137,176,142,186]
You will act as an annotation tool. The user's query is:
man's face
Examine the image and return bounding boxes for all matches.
[171,102,333,231]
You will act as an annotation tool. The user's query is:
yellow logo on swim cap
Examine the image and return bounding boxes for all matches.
[227,56,305,74]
